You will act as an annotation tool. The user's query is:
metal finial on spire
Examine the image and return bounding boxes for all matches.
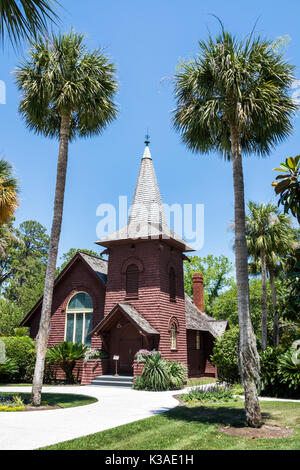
[144,129,150,146]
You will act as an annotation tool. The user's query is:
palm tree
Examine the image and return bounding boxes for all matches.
[172,27,297,427]
[246,201,294,349]
[15,32,118,406]
[0,0,59,47]
[0,159,18,225]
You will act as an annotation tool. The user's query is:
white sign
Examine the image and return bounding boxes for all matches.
[113,355,119,361]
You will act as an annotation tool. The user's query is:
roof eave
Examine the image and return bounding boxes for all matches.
[90,303,159,336]
[95,236,195,253]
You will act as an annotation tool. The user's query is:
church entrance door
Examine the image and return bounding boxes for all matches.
[119,323,141,374]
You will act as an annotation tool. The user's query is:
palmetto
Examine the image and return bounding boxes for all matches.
[0,159,18,225]
[246,201,295,349]
[46,341,88,384]
[0,0,59,47]
[173,27,297,427]
[15,32,118,405]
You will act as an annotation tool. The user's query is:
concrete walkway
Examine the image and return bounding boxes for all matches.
[0,385,299,450]
[0,385,185,450]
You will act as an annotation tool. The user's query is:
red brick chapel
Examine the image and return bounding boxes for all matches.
[21,142,227,384]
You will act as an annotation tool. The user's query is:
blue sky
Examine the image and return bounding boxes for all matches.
[1,0,299,266]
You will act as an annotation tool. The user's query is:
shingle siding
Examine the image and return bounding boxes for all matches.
[26,257,106,348]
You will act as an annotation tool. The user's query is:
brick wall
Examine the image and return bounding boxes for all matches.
[133,361,144,379]
[104,240,188,367]
[45,359,84,383]
[81,359,110,385]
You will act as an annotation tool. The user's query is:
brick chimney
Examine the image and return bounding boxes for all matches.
[192,273,204,312]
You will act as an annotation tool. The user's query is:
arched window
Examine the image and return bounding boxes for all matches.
[170,322,177,350]
[169,267,176,300]
[126,264,139,297]
[65,292,93,346]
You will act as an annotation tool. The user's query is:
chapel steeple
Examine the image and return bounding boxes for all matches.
[96,142,194,252]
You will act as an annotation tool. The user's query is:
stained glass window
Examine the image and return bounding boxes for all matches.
[170,322,177,350]
[66,293,93,345]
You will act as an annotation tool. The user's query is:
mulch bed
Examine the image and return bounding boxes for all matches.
[23,404,62,412]
[219,424,293,439]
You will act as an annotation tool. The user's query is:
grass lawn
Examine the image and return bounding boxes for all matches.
[42,401,300,450]
[0,391,97,409]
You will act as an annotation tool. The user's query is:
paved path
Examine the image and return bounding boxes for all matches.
[0,385,299,450]
[0,385,185,450]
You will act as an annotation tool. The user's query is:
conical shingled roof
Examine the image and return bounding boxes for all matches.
[96,145,194,252]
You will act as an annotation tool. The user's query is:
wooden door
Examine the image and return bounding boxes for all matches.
[119,324,141,374]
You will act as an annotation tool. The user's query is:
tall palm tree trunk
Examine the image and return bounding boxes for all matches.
[269,267,279,347]
[31,113,70,406]
[261,248,268,350]
[230,123,262,428]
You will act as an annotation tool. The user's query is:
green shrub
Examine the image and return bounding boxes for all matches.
[1,336,36,383]
[259,347,287,397]
[167,361,187,390]
[210,327,240,383]
[259,343,300,398]
[181,384,237,403]
[0,358,19,381]
[133,375,146,390]
[136,353,187,391]
[141,353,170,391]
[13,327,30,337]
[278,343,300,392]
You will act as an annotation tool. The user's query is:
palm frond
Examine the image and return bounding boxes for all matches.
[0,0,60,48]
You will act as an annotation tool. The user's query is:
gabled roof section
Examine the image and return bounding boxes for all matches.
[185,294,227,338]
[79,252,107,283]
[90,302,159,336]
[96,145,194,252]
[20,251,107,327]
